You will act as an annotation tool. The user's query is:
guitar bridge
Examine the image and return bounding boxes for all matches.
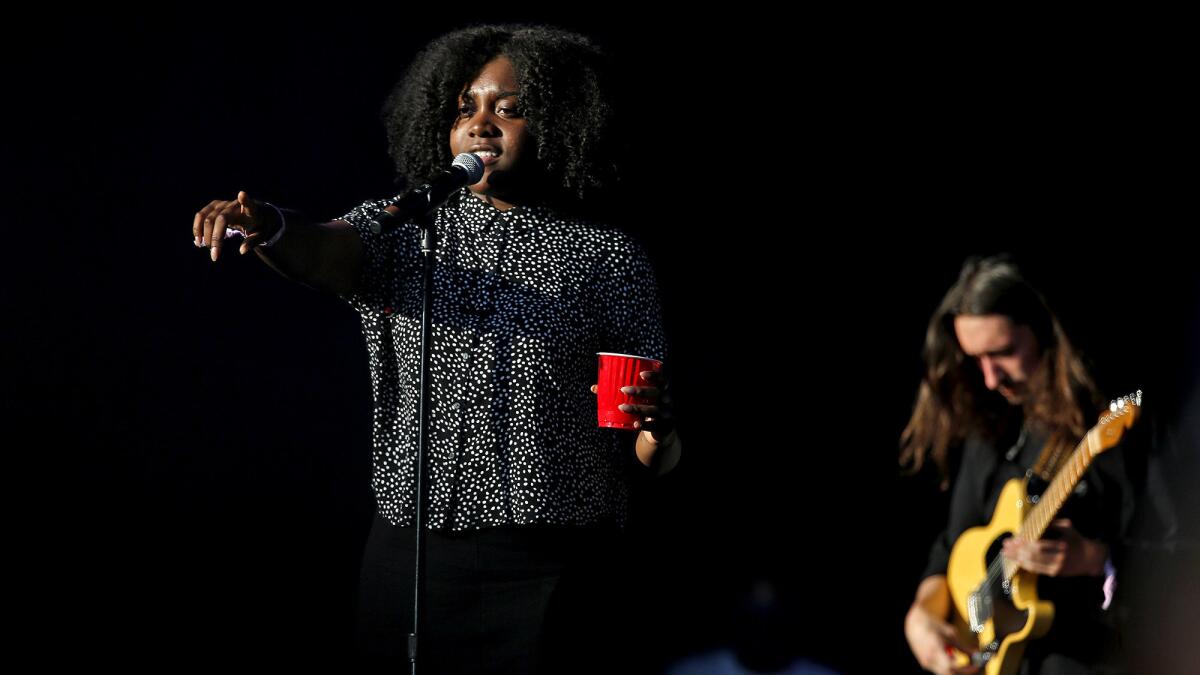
[966,589,991,634]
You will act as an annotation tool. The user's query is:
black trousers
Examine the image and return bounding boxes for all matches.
[354,514,635,674]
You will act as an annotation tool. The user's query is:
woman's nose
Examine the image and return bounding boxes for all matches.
[469,110,499,137]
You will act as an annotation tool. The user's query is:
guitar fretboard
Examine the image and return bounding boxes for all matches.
[1015,428,1100,544]
[1013,395,1139,552]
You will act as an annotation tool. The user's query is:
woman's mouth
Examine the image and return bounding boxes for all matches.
[473,150,501,166]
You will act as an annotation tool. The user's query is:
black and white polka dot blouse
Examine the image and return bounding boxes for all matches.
[337,189,667,531]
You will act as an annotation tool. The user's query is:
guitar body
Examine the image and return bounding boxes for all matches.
[947,478,1055,675]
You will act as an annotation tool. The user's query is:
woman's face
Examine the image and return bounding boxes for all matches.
[449,55,533,210]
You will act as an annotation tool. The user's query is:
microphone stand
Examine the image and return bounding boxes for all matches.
[408,209,436,675]
[366,154,482,674]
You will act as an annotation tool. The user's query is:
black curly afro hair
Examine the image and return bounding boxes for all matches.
[380,24,622,214]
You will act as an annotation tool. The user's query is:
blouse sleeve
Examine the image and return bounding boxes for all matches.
[594,231,668,363]
[335,196,419,315]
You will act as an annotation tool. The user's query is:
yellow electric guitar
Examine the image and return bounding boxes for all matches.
[945,391,1142,675]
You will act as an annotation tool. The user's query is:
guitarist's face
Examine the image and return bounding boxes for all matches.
[953,314,1041,404]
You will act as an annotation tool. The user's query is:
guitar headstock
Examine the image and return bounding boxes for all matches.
[1094,390,1143,452]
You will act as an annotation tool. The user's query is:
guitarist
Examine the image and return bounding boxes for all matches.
[900,256,1132,675]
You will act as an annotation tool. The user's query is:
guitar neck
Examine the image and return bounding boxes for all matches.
[1015,427,1103,542]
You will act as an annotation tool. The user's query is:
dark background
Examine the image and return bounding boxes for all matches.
[6,10,1196,672]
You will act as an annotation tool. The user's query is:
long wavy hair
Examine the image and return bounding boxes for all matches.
[900,256,1101,479]
[380,24,620,216]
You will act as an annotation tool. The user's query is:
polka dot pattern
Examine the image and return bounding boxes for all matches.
[338,190,667,531]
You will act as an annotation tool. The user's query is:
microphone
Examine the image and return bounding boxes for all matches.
[369,153,486,234]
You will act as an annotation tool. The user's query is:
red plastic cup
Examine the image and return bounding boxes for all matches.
[596,352,663,430]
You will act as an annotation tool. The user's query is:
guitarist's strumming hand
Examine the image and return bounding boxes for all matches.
[905,576,980,675]
[1000,519,1110,577]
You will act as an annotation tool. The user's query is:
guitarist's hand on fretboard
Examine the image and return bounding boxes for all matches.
[1000,519,1110,577]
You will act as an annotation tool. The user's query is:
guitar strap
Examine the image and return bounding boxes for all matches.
[1030,429,1074,482]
